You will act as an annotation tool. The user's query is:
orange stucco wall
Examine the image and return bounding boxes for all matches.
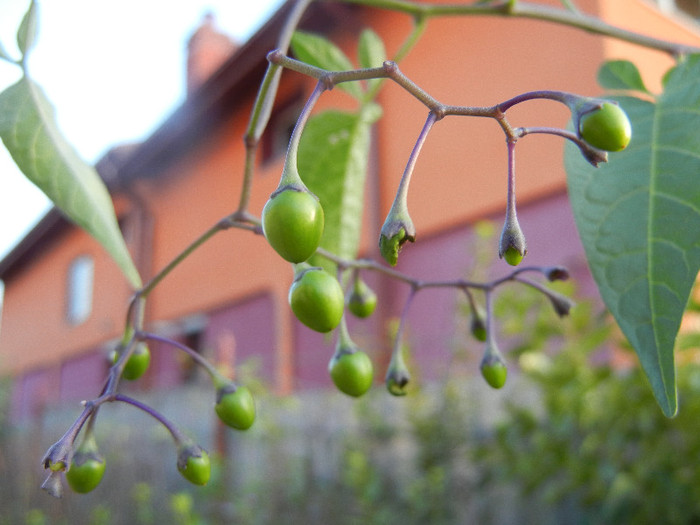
[2,0,700,384]
[0,206,134,373]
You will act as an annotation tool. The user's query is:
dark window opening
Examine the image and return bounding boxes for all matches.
[181,330,204,383]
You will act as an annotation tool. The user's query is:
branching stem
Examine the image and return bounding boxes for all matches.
[114,394,187,445]
[331,0,700,56]
[138,331,222,380]
[238,0,315,214]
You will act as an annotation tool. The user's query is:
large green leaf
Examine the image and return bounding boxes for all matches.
[565,55,700,416]
[298,103,381,272]
[0,77,142,288]
[290,31,364,100]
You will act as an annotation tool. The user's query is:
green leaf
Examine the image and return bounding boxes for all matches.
[290,31,363,100]
[16,0,39,59]
[358,29,387,96]
[0,77,142,288]
[597,60,649,94]
[565,55,700,416]
[298,104,382,272]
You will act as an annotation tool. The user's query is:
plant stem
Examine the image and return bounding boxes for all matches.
[271,53,597,147]
[138,217,233,299]
[239,0,315,215]
[318,246,565,292]
[395,286,417,343]
[138,331,221,380]
[497,90,578,113]
[505,139,517,230]
[279,80,327,188]
[332,0,700,56]
[394,111,438,207]
[336,315,357,353]
[364,15,427,102]
[114,394,187,444]
[484,288,497,347]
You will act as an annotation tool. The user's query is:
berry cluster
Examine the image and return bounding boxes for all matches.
[39,16,632,498]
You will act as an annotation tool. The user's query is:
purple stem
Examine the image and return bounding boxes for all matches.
[138,331,220,379]
[114,394,186,444]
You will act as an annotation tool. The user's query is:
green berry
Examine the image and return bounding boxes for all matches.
[329,351,374,397]
[503,246,524,267]
[177,446,211,486]
[66,434,106,494]
[262,189,324,263]
[379,229,410,267]
[215,384,256,430]
[578,102,631,152]
[66,452,106,494]
[385,343,410,396]
[347,278,378,319]
[470,313,487,342]
[289,268,344,333]
[481,358,507,389]
[386,368,410,396]
[499,215,527,266]
[113,343,151,381]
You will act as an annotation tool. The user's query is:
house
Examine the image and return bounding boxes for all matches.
[1,0,698,422]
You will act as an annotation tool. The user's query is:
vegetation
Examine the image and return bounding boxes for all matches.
[5,267,700,523]
[1,0,700,501]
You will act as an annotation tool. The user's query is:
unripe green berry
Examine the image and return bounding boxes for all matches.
[347,278,378,319]
[470,312,488,343]
[66,452,106,494]
[177,446,211,486]
[481,356,507,389]
[385,345,410,396]
[66,433,106,494]
[499,214,527,266]
[329,350,374,397]
[386,369,410,396]
[289,267,344,333]
[112,343,151,381]
[578,102,631,152]
[262,188,324,263]
[503,246,524,267]
[215,384,256,430]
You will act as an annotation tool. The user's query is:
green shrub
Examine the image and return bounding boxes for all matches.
[472,287,700,524]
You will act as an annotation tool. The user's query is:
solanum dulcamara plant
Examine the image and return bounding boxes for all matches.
[0,0,699,497]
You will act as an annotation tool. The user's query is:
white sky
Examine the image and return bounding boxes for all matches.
[0,0,286,259]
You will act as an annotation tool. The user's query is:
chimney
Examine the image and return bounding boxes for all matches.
[186,12,237,95]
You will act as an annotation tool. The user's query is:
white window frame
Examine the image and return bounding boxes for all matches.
[66,255,94,325]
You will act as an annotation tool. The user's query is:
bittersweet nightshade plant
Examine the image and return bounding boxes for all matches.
[1,0,697,497]
[347,274,378,319]
[215,383,257,431]
[289,264,345,333]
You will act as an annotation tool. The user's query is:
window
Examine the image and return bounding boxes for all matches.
[66,255,94,325]
[181,329,204,383]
